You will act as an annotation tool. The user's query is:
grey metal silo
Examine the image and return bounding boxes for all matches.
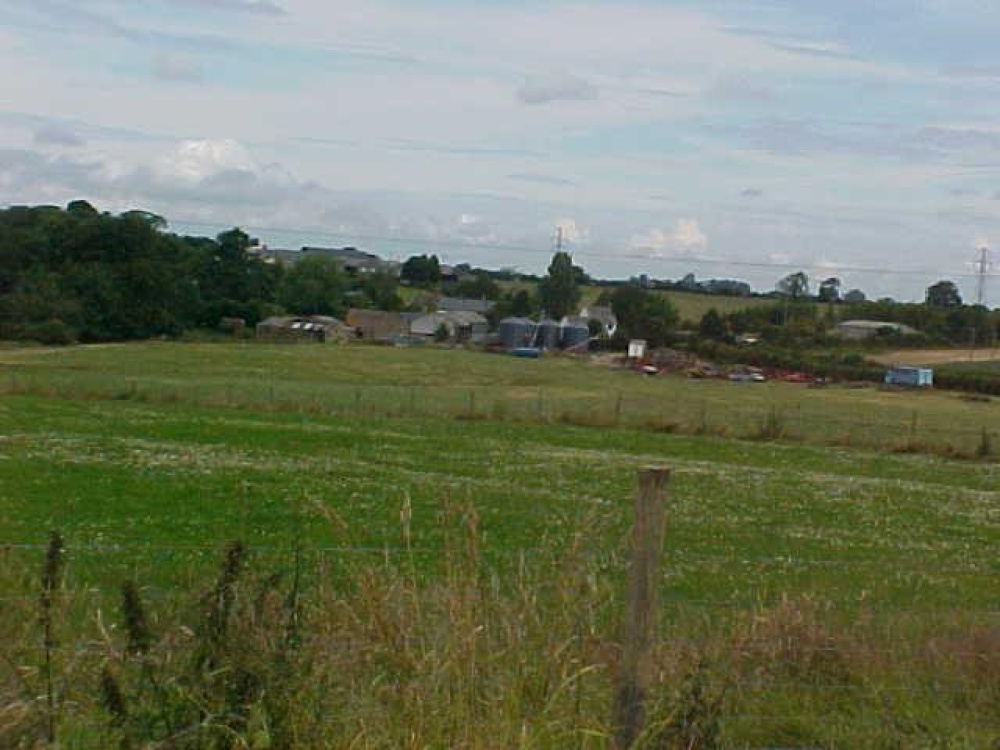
[560,321,590,350]
[535,319,561,350]
[499,317,536,349]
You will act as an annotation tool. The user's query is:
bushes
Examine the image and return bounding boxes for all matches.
[20,319,77,346]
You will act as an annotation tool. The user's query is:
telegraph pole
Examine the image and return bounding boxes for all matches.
[975,245,990,307]
[970,246,992,357]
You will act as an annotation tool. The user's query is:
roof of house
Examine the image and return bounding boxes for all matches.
[257,315,347,328]
[437,296,495,314]
[301,246,379,262]
[580,305,618,323]
[836,320,918,334]
[298,246,399,274]
[410,311,487,335]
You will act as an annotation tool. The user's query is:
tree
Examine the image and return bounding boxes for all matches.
[818,277,841,303]
[400,254,441,288]
[608,284,678,347]
[453,273,500,300]
[926,279,962,307]
[843,288,866,304]
[360,270,403,311]
[538,251,581,319]
[777,271,809,300]
[277,255,346,316]
[698,308,727,340]
[120,210,167,231]
[66,199,99,219]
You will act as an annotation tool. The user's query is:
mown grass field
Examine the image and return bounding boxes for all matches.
[577,287,773,323]
[488,282,770,323]
[1,342,998,747]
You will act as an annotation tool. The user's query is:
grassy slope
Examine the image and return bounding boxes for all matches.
[1,343,997,747]
[490,281,772,323]
[1,343,996,599]
[1,342,996,452]
[578,286,772,323]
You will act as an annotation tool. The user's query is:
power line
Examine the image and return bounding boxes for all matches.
[173,218,990,281]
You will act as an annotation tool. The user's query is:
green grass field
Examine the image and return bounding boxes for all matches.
[490,282,770,323]
[577,286,771,323]
[1,342,997,747]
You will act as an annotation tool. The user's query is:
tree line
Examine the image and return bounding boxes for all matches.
[1,201,994,349]
[0,202,408,344]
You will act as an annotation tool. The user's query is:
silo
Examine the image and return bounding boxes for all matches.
[560,321,590,350]
[535,319,561,350]
[499,317,536,349]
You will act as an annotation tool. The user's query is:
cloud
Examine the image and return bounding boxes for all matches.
[912,126,1000,152]
[940,64,1000,79]
[741,187,764,198]
[629,219,708,256]
[152,53,204,83]
[516,73,597,105]
[721,26,857,60]
[34,126,86,147]
[506,172,576,187]
[157,139,256,182]
[708,76,777,102]
[553,217,589,244]
[166,0,285,14]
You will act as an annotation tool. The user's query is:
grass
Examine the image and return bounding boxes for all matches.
[575,286,772,324]
[0,342,997,746]
[1,341,997,455]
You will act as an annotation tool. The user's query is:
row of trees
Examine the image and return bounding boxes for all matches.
[695,296,998,347]
[775,271,968,308]
[2,202,992,349]
[0,202,408,343]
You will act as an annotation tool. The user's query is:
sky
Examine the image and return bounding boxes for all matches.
[2,0,1000,304]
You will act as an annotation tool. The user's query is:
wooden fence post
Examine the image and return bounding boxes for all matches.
[612,467,671,749]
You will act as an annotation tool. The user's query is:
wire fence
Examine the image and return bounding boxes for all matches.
[2,534,997,746]
[2,368,999,458]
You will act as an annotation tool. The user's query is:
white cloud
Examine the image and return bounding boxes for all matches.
[516,73,597,105]
[166,0,286,14]
[629,219,708,256]
[553,217,589,245]
[156,139,256,182]
[152,53,204,83]
[34,126,86,148]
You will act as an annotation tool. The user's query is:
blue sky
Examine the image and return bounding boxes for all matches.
[1,0,999,303]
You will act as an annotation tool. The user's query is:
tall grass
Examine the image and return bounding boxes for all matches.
[2,527,998,748]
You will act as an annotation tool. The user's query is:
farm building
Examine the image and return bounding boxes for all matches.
[579,305,618,337]
[835,320,918,340]
[255,315,351,343]
[410,311,488,342]
[300,246,398,276]
[346,309,407,341]
[254,246,398,275]
[884,366,933,388]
